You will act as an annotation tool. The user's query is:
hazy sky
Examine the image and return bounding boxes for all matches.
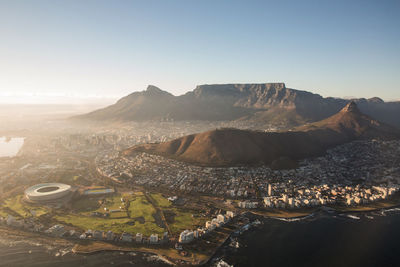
[0,0,399,103]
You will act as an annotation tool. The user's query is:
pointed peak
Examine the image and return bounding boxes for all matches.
[146,85,163,92]
[341,101,360,113]
[144,85,173,97]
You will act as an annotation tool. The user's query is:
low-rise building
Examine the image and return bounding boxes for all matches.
[135,233,143,243]
[120,232,132,242]
[179,230,194,243]
[149,234,159,244]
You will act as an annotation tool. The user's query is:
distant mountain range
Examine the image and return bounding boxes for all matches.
[74,83,400,129]
[123,102,400,168]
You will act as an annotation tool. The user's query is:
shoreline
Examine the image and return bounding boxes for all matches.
[71,243,176,265]
[2,199,399,266]
[71,200,400,264]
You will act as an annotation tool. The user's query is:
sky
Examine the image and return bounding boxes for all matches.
[0,0,399,104]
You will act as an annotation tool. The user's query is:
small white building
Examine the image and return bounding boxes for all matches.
[179,230,194,243]
[149,234,159,244]
[135,233,143,243]
[226,211,235,218]
[217,214,227,224]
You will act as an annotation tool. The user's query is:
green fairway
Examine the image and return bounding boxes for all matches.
[55,214,135,234]
[127,194,164,234]
[167,208,206,234]
[60,192,165,235]
[50,191,208,236]
[109,211,128,218]
[149,193,207,234]
[150,193,172,208]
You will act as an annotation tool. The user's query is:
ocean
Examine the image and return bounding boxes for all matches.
[211,209,400,267]
[1,209,400,267]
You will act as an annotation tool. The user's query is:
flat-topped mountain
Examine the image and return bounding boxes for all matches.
[123,102,400,167]
[74,83,400,128]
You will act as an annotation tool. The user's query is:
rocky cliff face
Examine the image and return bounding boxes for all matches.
[73,83,400,129]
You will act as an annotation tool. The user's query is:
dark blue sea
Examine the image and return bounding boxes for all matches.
[210,209,400,267]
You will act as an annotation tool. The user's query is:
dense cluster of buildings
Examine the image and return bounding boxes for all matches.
[263,184,399,208]
[97,139,400,209]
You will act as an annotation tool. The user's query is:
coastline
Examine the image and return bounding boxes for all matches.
[2,198,400,266]
[72,242,177,265]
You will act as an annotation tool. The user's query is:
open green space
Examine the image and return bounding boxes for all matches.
[3,195,49,218]
[1,190,209,236]
[167,207,206,234]
[62,192,165,235]
[127,193,165,234]
[148,192,207,233]
[0,208,9,217]
[73,194,127,217]
[72,197,100,212]
[55,214,135,233]
[150,193,171,208]
[100,194,126,213]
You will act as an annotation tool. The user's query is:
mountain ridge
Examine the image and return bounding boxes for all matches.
[73,83,400,128]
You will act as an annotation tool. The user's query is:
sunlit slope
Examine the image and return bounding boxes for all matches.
[124,102,400,167]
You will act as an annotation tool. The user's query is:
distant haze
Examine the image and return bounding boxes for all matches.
[0,92,117,105]
[0,0,399,103]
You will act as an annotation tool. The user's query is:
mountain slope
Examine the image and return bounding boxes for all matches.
[296,101,400,139]
[123,102,400,167]
[73,83,400,128]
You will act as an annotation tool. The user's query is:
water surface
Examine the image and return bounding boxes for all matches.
[0,137,24,157]
[212,211,400,267]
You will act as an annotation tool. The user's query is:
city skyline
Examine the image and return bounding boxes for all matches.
[0,0,399,103]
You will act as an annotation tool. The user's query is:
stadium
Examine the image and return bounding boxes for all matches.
[25,183,72,202]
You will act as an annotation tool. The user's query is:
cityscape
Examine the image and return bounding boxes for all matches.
[1,1,399,267]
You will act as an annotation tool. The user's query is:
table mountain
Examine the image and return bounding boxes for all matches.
[73,83,400,128]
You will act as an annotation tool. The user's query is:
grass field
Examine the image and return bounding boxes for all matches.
[55,214,135,234]
[72,197,100,212]
[167,207,206,234]
[102,194,125,212]
[127,194,165,234]
[54,191,208,236]
[63,192,165,235]
[0,208,9,217]
[74,194,127,217]
[3,195,49,218]
[151,193,208,234]
[150,193,171,208]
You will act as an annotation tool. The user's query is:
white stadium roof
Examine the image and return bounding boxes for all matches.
[25,183,71,202]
